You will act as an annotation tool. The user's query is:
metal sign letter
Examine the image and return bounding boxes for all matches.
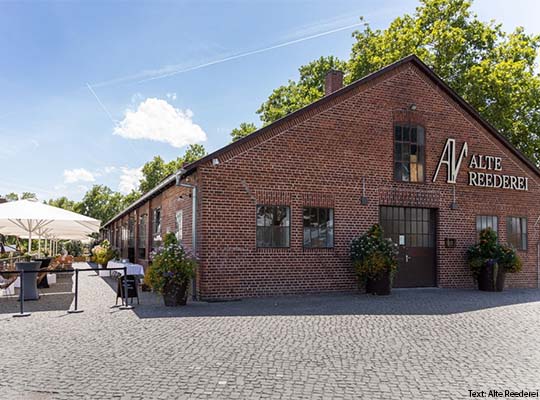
[433,138,468,184]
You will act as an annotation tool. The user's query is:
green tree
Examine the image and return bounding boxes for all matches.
[5,193,19,201]
[47,196,78,211]
[230,122,257,142]
[256,56,347,125]
[139,156,173,193]
[121,190,141,208]
[21,192,37,200]
[77,185,125,225]
[254,0,540,165]
[139,145,207,193]
[347,0,540,164]
[3,192,37,201]
[175,143,207,167]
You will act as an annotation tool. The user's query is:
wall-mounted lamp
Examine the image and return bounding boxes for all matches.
[410,104,417,111]
[212,158,220,166]
[444,238,456,248]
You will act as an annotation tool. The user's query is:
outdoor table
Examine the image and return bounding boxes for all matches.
[99,261,144,277]
[15,261,41,300]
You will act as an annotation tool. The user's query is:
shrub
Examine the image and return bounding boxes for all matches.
[350,224,398,282]
[467,228,522,280]
[91,240,115,266]
[65,241,83,257]
[146,233,197,294]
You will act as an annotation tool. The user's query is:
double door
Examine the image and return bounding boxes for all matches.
[379,206,436,288]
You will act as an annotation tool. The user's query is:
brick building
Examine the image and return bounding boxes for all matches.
[102,55,540,300]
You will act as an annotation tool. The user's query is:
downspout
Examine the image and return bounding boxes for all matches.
[535,216,540,289]
[176,170,198,300]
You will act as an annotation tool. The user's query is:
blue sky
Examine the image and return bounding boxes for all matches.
[1,0,539,201]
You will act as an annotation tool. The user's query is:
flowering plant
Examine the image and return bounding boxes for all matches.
[91,240,115,266]
[350,224,398,282]
[146,232,197,294]
[467,228,522,280]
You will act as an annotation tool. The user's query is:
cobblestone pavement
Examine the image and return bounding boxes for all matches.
[0,263,539,399]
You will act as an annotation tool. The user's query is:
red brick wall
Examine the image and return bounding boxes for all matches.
[194,63,540,299]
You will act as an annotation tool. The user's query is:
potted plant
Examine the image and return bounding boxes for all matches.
[91,240,114,269]
[146,232,197,306]
[350,224,398,295]
[467,228,522,292]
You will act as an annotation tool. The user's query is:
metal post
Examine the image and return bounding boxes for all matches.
[13,271,30,318]
[67,269,83,314]
[119,266,133,310]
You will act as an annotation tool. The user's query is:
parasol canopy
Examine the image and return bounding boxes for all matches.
[0,199,100,252]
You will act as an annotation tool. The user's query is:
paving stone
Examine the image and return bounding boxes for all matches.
[0,263,539,399]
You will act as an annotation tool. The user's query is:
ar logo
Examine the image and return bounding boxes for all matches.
[433,138,468,184]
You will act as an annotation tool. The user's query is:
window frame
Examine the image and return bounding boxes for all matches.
[393,123,426,183]
[175,210,183,242]
[302,207,334,249]
[476,215,498,237]
[506,216,527,251]
[256,205,291,249]
[137,213,147,259]
[127,216,135,248]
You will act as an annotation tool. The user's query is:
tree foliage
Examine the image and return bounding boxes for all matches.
[230,122,257,142]
[47,196,77,211]
[255,0,540,165]
[76,185,126,224]
[3,192,37,201]
[139,144,206,193]
[256,56,347,125]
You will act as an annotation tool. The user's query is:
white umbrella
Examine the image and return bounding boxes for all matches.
[0,199,100,253]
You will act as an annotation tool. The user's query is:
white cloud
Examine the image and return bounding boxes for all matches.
[119,167,143,194]
[113,98,207,148]
[63,168,95,183]
[166,92,177,100]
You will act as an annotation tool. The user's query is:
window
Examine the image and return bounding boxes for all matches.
[152,208,162,249]
[380,206,435,248]
[138,214,147,259]
[476,215,498,236]
[507,217,527,250]
[175,210,183,241]
[152,208,161,235]
[115,227,120,249]
[121,223,128,248]
[394,124,425,182]
[128,216,135,248]
[303,207,334,248]
[256,205,290,248]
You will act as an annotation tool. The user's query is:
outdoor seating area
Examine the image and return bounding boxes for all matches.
[0,199,103,315]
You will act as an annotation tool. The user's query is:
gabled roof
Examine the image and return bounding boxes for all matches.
[102,54,540,228]
[182,54,540,179]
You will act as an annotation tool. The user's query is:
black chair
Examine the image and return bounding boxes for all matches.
[35,258,52,289]
[116,274,139,305]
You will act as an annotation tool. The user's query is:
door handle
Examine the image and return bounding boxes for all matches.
[405,254,411,263]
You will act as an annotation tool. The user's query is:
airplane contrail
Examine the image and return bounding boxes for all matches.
[136,21,364,84]
[86,83,116,123]
[91,20,364,87]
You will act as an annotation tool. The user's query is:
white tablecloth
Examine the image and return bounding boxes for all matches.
[104,261,145,276]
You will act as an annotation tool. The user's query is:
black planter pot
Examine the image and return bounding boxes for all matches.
[478,261,506,292]
[495,268,506,292]
[162,280,189,306]
[365,273,391,295]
